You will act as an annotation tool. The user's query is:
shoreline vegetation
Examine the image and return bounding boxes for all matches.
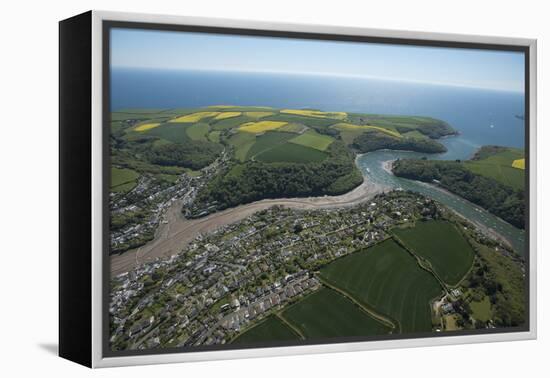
[191,141,365,214]
[391,145,525,229]
[383,159,516,250]
[352,130,449,154]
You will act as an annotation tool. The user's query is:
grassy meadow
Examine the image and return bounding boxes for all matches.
[464,146,525,191]
[111,167,139,193]
[393,220,475,286]
[282,288,390,339]
[289,130,334,151]
[320,240,443,333]
[231,315,300,344]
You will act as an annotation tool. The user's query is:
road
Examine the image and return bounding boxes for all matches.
[110,179,385,276]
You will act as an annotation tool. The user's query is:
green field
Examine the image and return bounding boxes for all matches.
[228,132,256,161]
[464,147,525,191]
[338,129,363,145]
[469,295,492,323]
[330,119,434,146]
[392,221,475,286]
[211,115,254,131]
[264,114,338,128]
[111,167,139,193]
[185,122,209,141]
[208,130,221,143]
[256,142,328,163]
[331,123,401,138]
[320,240,443,333]
[231,315,300,344]
[279,123,308,133]
[111,109,180,122]
[245,131,296,160]
[146,123,191,144]
[289,130,334,151]
[349,114,448,131]
[282,288,390,339]
[231,130,331,163]
[402,130,426,139]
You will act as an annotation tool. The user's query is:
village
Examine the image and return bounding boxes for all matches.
[109,148,232,254]
[109,190,443,350]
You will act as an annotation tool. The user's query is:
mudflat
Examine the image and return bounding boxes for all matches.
[110,178,385,276]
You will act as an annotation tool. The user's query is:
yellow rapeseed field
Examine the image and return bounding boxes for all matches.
[214,112,241,120]
[281,109,347,119]
[512,158,525,170]
[170,112,220,123]
[238,121,288,133]
[332,123,401,138]
[134,123,161,132]
[244,111,274,118]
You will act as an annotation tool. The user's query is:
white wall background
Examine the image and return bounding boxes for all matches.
[1,0,546,376]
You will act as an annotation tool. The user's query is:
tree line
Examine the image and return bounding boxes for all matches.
[352,131,447,154]
[194,141,363,211]
[392,159,525,229]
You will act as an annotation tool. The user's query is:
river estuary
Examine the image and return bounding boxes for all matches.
[356,148,525,254]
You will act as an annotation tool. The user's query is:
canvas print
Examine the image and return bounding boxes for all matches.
[107,27,527,353]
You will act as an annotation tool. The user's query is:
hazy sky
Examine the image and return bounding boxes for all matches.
[111,28,525,93]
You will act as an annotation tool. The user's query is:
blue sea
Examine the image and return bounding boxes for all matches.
[111,68,525,159]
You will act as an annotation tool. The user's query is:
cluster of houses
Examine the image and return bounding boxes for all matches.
[110,149,233,255]
[110,174,195,253]
[220,274,320,333]
[183,150,232,218]
[109,191,433,350]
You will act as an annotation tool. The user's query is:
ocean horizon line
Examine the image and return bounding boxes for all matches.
[111,66,524,95]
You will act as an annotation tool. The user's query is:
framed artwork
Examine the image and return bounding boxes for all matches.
[59,10,537,368]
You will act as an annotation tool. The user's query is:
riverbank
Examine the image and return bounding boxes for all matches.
[111,177,386,276]
[111,152,523,276]
[381,158,516,251]
[382,159,395,175]
[414,180,516,250]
